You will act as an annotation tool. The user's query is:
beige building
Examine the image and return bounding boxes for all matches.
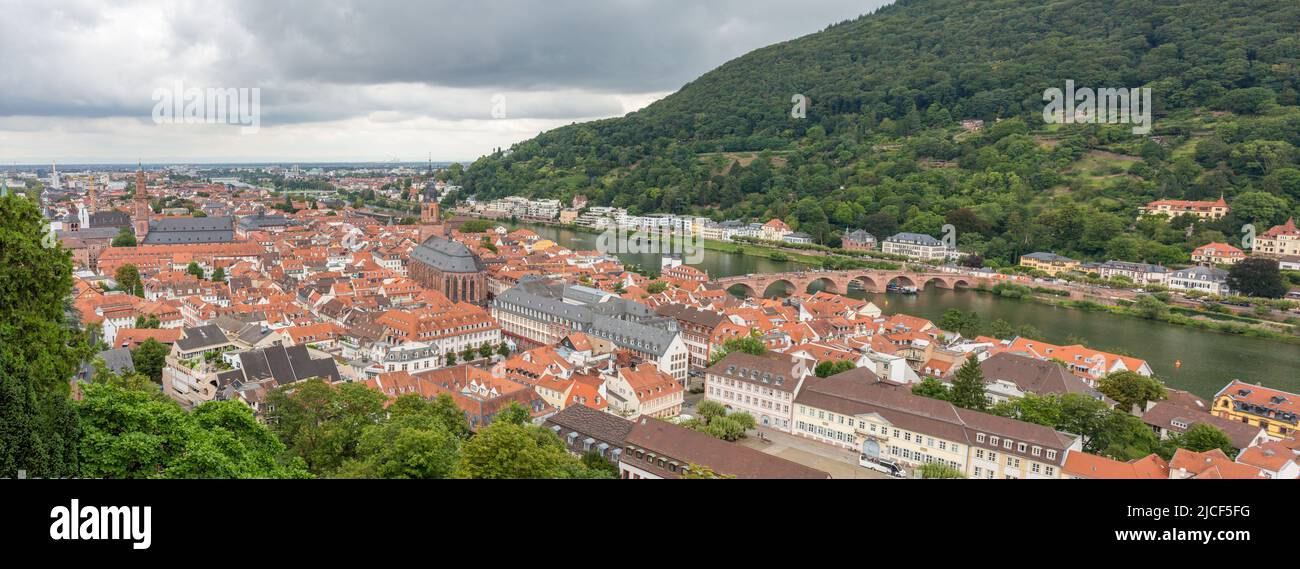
[1257,218,1300,258]
[792,368,1081,479]
[704,351,810,431]
[1140,197,1229,220]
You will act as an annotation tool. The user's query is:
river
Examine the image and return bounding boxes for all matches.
[508,222,1300,398]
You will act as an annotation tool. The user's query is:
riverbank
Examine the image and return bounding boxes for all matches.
[972,282,1300,346]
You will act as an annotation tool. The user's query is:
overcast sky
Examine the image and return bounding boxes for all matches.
[0,0,891,165]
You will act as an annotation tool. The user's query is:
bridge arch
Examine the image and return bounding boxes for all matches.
[805,277,841,295]
[886,275,918,289]
[850,275,881,293]
[762,279,797,298]
[726,283,759,298]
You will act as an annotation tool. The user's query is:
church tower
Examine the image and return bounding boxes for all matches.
[86,176,97,212]
[133,165,150,242]
[421,200,440,224]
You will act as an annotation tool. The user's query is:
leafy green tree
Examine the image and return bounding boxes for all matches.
[342,395,462,479]
[814,360,855,378]
[131,338,170,383]
[211,267,226,282]
[456,421,610,479]
[0,193,89,477]
[1170,423,1237,457]
[445,352,457,366]
[186,261,204,279]
[1134,295,1170,320]
[948,356,988,411]
[918,462,966,479]
[708,330,768,366]
[911,377,951,401]
[646,281,668,294]
[1227,257,1288,298]
[493,402,532,426]
[111,226,136,247]
[115,264,143,297]
[496,343,510,357]
[134,315,160,329]
[697,399,727,421]
[478,343,494,359]
[77,382,307,479]
[264,379,388,476]
[1098,371,1167,412]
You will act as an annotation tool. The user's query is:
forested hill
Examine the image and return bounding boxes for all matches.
[449,0,1300,267]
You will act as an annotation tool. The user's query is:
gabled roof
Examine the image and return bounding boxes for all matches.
[175,324,231,351]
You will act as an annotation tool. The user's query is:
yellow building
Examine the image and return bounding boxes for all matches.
[1019,252,1080,276]
[1212,380,1299,438]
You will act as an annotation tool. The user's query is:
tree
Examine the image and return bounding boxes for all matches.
[1134,295,1169,319]
[697,399,727,421]
[911,377,951,401]
[478,342,494,359]
[77,381,307,479]
[131,338,170,383]
[211,267,226,282]
[688,401,754,441]
[814,360,855,378]
[186,261,204,279]
[341,394,462,479]
[445,352,457,366]
[264,379,387,476]
[496,343,510,357]
[455,421,610,479]
[115,263,143,297]
[1227,257,1288,298]
[1097,371,1167,413]
[111,226,136,247]
[1170,424,1237,457]
[494,402,532,426]
[709,330,768,365]
[0,192,89,477]
[918,462,965,479]
[134,315,160,329]
[948,356,988,411]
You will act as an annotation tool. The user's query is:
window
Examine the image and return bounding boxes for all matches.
[976,433,986,444]
[1046,450,1057,460]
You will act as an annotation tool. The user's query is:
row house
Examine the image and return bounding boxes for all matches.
[792,368,1081,479]
[1094,260,1168,285]
[1139,197,1230,220]
[704,351,809,431]
[605,362,684,420]
[1166,265,1232,296]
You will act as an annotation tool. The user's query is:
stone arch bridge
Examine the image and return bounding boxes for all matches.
[712,269,995,298]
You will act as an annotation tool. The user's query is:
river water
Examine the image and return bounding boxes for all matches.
[510,222,1300,398]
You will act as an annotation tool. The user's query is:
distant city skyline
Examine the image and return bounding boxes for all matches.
[0,0,890,164]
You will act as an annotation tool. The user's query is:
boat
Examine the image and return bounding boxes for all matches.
[886,283,918,294]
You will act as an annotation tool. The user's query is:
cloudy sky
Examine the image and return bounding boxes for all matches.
[0,0,893,165]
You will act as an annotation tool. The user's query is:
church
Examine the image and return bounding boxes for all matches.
[408,234,488,306]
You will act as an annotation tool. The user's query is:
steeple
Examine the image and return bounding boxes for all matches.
[133,162,150,242]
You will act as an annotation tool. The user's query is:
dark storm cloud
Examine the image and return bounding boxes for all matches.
[229,0,887,92]
[0,0,889,121]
